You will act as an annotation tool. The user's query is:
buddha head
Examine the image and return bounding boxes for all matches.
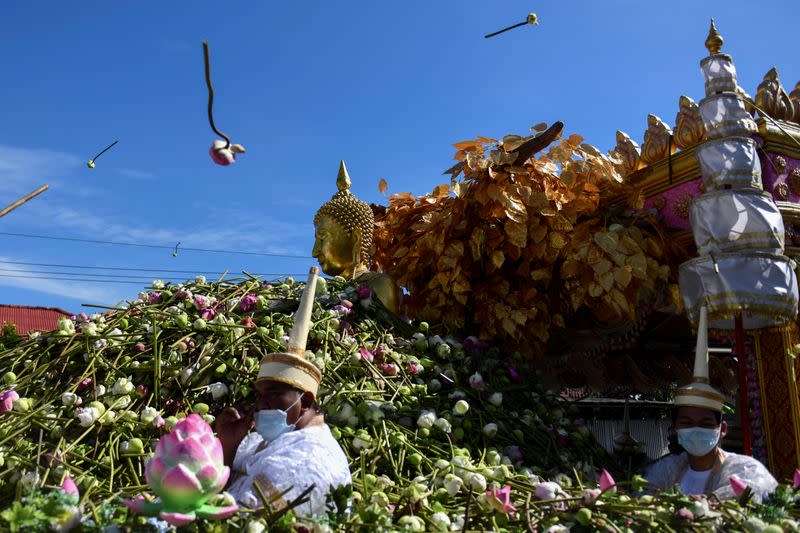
[312,161,375,278]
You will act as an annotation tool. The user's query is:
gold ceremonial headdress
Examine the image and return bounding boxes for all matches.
[256,267,322,396]
[674,305,726,412]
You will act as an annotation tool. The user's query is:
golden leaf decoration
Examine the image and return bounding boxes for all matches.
[611,131,642,176]
[641,114,675,165]
[674,96,706,149]
[756,67,797,122]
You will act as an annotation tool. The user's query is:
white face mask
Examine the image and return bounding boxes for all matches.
[676,427,720,457]
[254,393,302,442]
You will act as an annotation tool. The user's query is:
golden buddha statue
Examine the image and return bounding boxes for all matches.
[313,161,401,314]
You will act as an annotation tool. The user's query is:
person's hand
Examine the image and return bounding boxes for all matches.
[215,406,253,466]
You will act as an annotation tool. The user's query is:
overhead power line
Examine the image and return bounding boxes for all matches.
[0,273,154,285]
[0,260,307,277]
[0,231,312,259]
[0,272,303,285]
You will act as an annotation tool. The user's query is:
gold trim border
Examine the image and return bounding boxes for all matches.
[753,331,775,471]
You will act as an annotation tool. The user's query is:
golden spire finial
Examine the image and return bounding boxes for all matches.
[705,18,723,55]
[337,160,351,191]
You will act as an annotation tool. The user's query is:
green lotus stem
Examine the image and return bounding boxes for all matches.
[126,456,141,486]
[152,316,161,407]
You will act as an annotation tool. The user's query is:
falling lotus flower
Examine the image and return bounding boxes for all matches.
[486,485,517,513]
[730,475,748,497]
[599,469,617,493]
[124,413,238,526]
[209,140,245,166]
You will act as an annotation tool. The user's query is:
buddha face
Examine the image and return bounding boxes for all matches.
[312,214,360,277]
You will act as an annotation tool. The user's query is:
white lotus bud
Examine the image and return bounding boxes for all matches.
[434,417,452,433]
[140,406,159,424]
[61,392,81,407]
[465,472,487,492]
[207,382,229,400]
[453,400,470,416]
[489,392,503,406]
[483,422,498,438]
[416,410,436,429]
[443,473,463,496]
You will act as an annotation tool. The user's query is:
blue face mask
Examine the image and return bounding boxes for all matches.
[255,394,303,442]
[677,427,720,457]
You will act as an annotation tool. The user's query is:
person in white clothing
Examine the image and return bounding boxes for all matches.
[645,405,776,500]
[215,267,352,516]
[644,306,776,501]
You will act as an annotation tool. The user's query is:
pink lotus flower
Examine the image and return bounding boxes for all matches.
[125,414,237,526]
[358,348,374,363]
[379,363,399,376]
[599,469,617,493]
[332,304,352,317]
[580,488,600,505]
[486,485,517,513]
[148,292,161,303]
[200,308,216,320]
[209,140,245,166]
[468,372,486,391]
[0,390,19,413]
[505,445,523,463]
[61,474,79,497]
[176,289,193,301]
[134,342,146,352]
[730,475,748,497]
[240,316,255,328]
[356,284,372,300]
[676,507,694,520]
[793,468,800,489]
[239,293,258,312]
[194,296,209,310]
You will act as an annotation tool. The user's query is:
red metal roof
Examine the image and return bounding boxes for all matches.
[0,304,71,334]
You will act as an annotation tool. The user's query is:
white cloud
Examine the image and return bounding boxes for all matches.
[0,255,129,304]
[0,144,80,195]
[43,204,313,257]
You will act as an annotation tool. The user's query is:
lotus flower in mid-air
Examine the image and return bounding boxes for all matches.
[124,413,238,526]
[209,139,245,166]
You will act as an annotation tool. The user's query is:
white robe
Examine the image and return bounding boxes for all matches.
[644,449,777,502]
[228,421,352,517]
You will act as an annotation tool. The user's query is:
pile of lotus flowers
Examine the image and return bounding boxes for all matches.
[0,274,799,531]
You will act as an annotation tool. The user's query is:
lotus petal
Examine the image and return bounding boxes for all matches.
[159,464,203,505]
[196,503,239,520]
[159,510,196,527]
[207,466,230,495]
[156,432,182,459]
[729,475,748,497]
[124,496,162,515]
[207,439,224,466]
[195,464,221,490]
[794,468,800,490]
[171,437,210,471]
[599,469,617,493]
[147,457,168,485]
[60,474,79,497]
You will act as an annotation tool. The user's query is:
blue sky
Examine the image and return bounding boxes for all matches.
[1,1,798,314]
